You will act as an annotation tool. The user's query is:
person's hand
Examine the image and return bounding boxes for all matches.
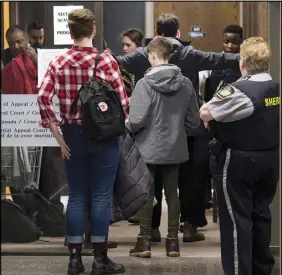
[49,122,71,160]
[55,134,71,160]
[24,46,38,65]
[104,48,112,55]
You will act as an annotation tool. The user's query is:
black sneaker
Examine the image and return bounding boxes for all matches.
[91,252,125,274]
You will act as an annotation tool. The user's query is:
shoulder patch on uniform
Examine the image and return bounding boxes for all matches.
[215,85,235,100]
[238,75,251,81]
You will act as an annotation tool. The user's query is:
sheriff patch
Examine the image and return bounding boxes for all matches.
[215,85,235,100]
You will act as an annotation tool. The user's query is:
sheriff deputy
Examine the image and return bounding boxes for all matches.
[200,37,280,275]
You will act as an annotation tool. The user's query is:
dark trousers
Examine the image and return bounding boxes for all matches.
[62,124,119,244]
[139,164,180,237]
[151,170,163,229]
[178,136,210,227]
[210,148,279,275]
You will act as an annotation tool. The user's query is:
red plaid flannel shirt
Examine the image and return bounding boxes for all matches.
[37,46,129,128]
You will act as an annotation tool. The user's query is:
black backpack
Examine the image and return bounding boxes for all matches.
[71,54,126,142]
[1,199,41,243]
[10,186,65,237]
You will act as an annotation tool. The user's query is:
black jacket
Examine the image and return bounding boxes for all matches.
[117,37,240,137]
[117,37,240,93]
[110,133,153,223]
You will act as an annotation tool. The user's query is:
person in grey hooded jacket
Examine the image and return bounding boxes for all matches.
[117,14,240,243]
[128,36,200,259]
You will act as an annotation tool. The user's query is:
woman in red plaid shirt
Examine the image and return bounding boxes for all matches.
[37,9,129,275]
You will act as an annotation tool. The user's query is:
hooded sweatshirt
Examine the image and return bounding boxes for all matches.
[129,64,200,165]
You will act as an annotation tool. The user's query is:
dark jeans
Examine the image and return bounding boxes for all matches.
[210,148,279,275]
[178,136,210,227]
[139,164,180,238]
[62,124,119,244]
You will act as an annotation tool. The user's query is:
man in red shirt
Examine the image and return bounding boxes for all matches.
[1,25,38,94]
[37,9,129,275]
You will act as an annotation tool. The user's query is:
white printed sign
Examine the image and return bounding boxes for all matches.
[53,5,83,45]
[1,48,73,147]
[37,48,68,86]
[1,95,60,147]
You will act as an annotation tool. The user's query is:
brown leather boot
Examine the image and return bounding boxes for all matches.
[183,222,205,242]
[67,243,85,274]
[91,242,125,274]
[165,237,180,257]
[129,235,151,258]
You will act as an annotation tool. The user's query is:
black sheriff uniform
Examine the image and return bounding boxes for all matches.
[204,72,280,275]
[204,68,242,102]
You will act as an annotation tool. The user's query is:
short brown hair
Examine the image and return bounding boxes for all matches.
[68,9,95,40]
[156,13,179,37]
[240,37,271,74]
[147,36,173,60]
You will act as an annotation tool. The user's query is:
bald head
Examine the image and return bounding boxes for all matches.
[6,25,28,56]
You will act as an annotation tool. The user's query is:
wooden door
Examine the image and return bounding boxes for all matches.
[154,2,240,52]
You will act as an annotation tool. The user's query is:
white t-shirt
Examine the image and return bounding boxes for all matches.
[199,70,212,89]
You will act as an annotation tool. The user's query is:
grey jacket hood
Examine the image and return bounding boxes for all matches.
[145,64,184,94]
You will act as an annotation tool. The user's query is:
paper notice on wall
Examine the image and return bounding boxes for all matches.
[37,48,68,86]
[1,95,60,147]
[53,5,83,45]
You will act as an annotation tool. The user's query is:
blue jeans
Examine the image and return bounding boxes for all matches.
[62,124,120,244]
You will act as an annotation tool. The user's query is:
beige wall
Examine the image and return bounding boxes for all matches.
[242,2,269,40]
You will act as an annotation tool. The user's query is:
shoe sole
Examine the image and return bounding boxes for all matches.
[67,266,85,274]
[167,252,180,257]
[129,251,151,258]
[183,237,205,242]
[91,266,125,274]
